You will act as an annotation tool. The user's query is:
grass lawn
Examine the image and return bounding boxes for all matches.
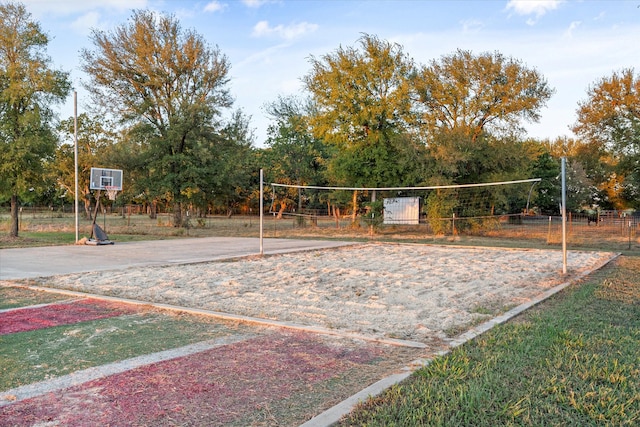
[0,286,72,309]
[0,305,252,390]
[2,212,638,255]
[339,255,640,426]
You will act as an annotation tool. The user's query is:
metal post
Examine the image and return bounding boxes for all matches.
[259,168,264,256]
[452,213,456,236]
[561,157,567,275]
[74,91,79,243]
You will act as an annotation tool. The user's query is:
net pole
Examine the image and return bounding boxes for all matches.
[74,91,79,243]
[561,157,567,275]
[259,168,264,256]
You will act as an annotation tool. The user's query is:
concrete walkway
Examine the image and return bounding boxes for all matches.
[0,237,356,280]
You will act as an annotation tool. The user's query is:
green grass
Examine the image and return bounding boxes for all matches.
[0,231,177,248]
[339,256,640,426]
[2,211,638,255]
[0,286,71,309]
[0,309,252,390]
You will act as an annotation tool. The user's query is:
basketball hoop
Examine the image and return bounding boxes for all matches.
[105,186,119,201]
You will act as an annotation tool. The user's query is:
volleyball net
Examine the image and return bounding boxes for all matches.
[266,178,541,235]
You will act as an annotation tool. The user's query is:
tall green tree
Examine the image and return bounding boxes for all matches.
[412,49,554,144]
[303,34,417,188]
[263,95,329,217]
[573,68,640,209]
[198,109,256,216]
[80,10,233,226]
[410,49,553,190]
[529,150,560,215]
[55,114,117,219]
[547,136,615,210]
[0,2,71,237]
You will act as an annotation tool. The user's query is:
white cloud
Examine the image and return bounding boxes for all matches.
[70,11,102,35]
[460,19,484,33]
[251,20,319,40]
[204,1,227,13]
[22,0,148,16]
[564,20,581,38]
[242,0,274,8]
[505,0,564,19]
[235,43,289,68]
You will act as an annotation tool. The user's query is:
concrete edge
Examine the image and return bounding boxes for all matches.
[447,251,620,348]
[298,372,413,427]
[0,334,255,407]
[6,240,362,281]
[9,283,426,349]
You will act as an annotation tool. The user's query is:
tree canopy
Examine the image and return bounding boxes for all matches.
[573,69,640,208]
[80,10,235,226]
[303,34,420,188]
[303,34,414,148]
[0,1,71,236]
[4,2,638,221]
[412,49,554,144]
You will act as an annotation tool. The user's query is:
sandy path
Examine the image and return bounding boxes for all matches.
[35,243,612,342]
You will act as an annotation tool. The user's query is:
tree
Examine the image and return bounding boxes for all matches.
[0,2,71,237]
[410,49,554,190]
[303,34,417,188]
[412,49,554,144]
[80,10,233,226]
[547,136,616,210]
[198,109,256,217]
[573,69,640,209]
[55,114,116,219]
[263,95,329,217]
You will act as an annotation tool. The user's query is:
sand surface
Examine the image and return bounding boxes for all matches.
[35,243,612,343]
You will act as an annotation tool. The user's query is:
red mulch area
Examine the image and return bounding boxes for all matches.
[0,299,136,335]
[0,332,383,426]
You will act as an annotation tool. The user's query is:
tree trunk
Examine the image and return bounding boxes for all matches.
[149,202,157,219]
[277,201,287,219]
[351,190,358,223]
[83,196,92,220]
[10,194,19,237]
[173,202,183,227]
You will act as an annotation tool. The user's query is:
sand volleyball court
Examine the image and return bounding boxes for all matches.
[34,243,613,343]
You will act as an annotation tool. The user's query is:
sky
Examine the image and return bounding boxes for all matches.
[16,0,640,146]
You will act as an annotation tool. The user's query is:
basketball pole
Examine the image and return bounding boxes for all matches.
[74,91,79,243]
[259,168,264,256]
[561,157,567,275]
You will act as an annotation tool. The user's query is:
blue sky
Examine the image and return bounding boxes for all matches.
[19,0,640,146]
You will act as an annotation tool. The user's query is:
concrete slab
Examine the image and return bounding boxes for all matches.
[0,237,356,280]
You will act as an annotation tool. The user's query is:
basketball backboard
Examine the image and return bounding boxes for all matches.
[90,168,123,191]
